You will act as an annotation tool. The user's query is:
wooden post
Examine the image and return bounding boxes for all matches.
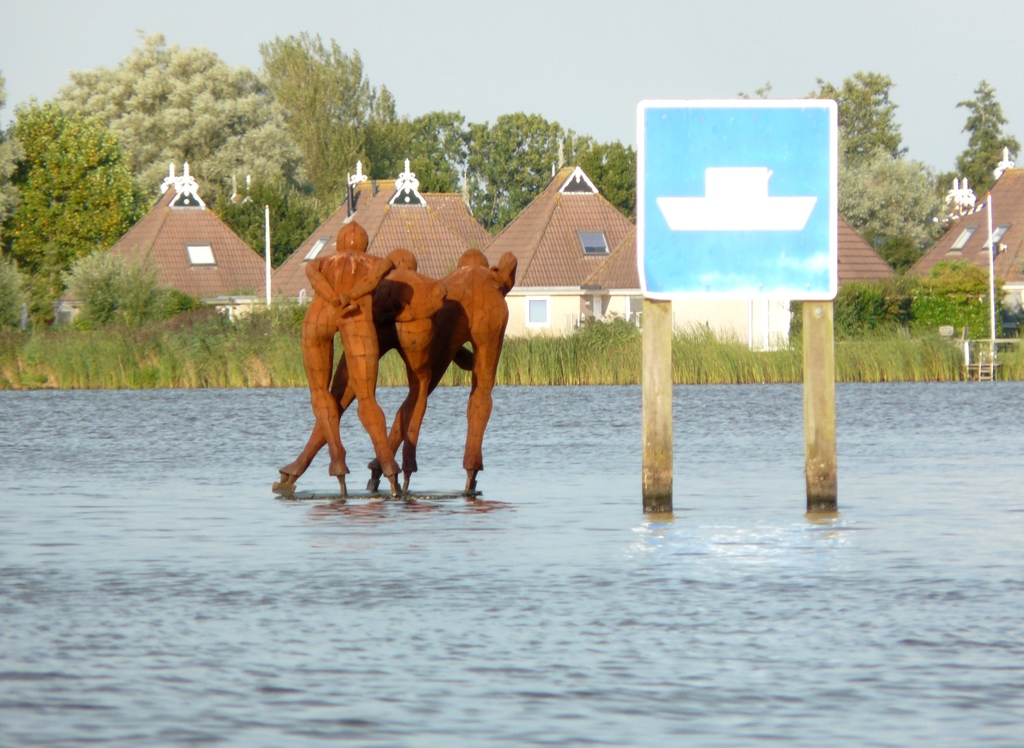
[803,301,837,512]
[642,298,673,512]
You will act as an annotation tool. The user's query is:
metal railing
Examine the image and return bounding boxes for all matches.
[963,338,1022,380]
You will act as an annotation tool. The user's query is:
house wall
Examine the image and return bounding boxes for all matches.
[505,291,587,337]
[671,298,791,349]
[504,288,791,347]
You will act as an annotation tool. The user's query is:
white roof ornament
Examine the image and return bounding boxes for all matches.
[558,166,599,195]
[944,177,977,219]
[160,163,177,194]
[993,147,1015,182]
[389,159,426,206]
[349,160,368,186]
[162,161,206,208]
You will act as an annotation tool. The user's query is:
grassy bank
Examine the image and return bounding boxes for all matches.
[1,312,1021,390]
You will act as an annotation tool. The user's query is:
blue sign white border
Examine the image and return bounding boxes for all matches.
[637,98,838,302]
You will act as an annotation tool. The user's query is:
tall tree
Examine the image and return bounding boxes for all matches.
[955,80,1020,196]
[212,179,325,268]
[839,150,942,272]
[812,72,905,165]
[577,140,636,220]
[59,33,300,196]
[466,113,567,231]
[8,104,141,300]
[0,71,23,249]
[260,34,387,201]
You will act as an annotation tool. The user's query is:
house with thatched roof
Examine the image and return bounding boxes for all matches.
[272,161,490,299]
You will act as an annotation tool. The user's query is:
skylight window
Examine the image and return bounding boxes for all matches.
[989,224,1010,249]
[304,237,330,261]
[578,231,609,255]
[186,245,215,265]
[950,226,977,251]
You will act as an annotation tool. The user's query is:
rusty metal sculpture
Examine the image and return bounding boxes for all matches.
[368,248,518,492]
[273,228,517,496]
[275,221,401,497]
[275,231,449,495]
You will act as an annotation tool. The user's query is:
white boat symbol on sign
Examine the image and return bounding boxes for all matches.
[657,167,817,231]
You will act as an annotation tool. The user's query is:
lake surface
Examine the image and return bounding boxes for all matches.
[1,383,1023,746]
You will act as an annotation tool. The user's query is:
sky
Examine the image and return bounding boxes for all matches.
[1,0,1022,174]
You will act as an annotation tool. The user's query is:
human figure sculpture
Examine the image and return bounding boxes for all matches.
[274,245,517,496]
[367,248,518,493]
[274,237,448,495]
[281,220,401,497]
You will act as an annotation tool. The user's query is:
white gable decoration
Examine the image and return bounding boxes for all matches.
[558,166,599,195]
[389,159,426,206]
[161,162,206,209]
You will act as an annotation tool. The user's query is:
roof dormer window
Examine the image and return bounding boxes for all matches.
[986,224,1010,251]
[187,244,216,265]
[578,231,609,255]
[949,226,977,251]
[304,237,330,261]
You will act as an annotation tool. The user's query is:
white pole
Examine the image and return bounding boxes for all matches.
[987,192,995,345]
[264,205,272,307]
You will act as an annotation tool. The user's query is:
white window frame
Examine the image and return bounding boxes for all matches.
[304,237,330,261]
[186,244,216,265]
[578,230,609,255]
[988,224,1010,250]
[525,296,551,328]
[950,226,977,251]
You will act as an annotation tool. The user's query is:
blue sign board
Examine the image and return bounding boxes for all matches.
[637,100,838,300]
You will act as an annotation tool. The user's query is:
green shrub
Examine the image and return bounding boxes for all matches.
[0,257,28,329]
[160,289,203,319]
[68,253,165,327]
[792,278,914,340]
[911,260,1000,337]
[67,253,205,327]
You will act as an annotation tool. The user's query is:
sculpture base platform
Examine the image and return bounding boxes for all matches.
[276,489,483,502]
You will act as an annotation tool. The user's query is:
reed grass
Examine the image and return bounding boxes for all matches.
[0,314,1019,389]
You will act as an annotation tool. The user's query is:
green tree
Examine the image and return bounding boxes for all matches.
[401,110,470,193]
[839,150,942,272]
[67,252,164,327]
[954,80,1021,196]
[577,140,636,220]
[212,178,325,267]
[261,33,388,201]
[8,103,141,302]
[0,256,28,328]
[59,33,301,196]
[0,71,23,248]
[466,113,567,231]
[812,72,905,165]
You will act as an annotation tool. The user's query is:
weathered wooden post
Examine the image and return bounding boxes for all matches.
[642,298,673,512]
[803,300,837,511]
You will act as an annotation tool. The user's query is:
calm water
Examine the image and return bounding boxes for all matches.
[1,383,1023,746]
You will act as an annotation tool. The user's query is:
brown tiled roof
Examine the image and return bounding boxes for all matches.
[911,168,1024,283]
[488,166,889,292]
[272,182,490,297]
[837,215,895,284]
[105,190,266,298]
[483,166,635,288]
[585,227,639,289]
